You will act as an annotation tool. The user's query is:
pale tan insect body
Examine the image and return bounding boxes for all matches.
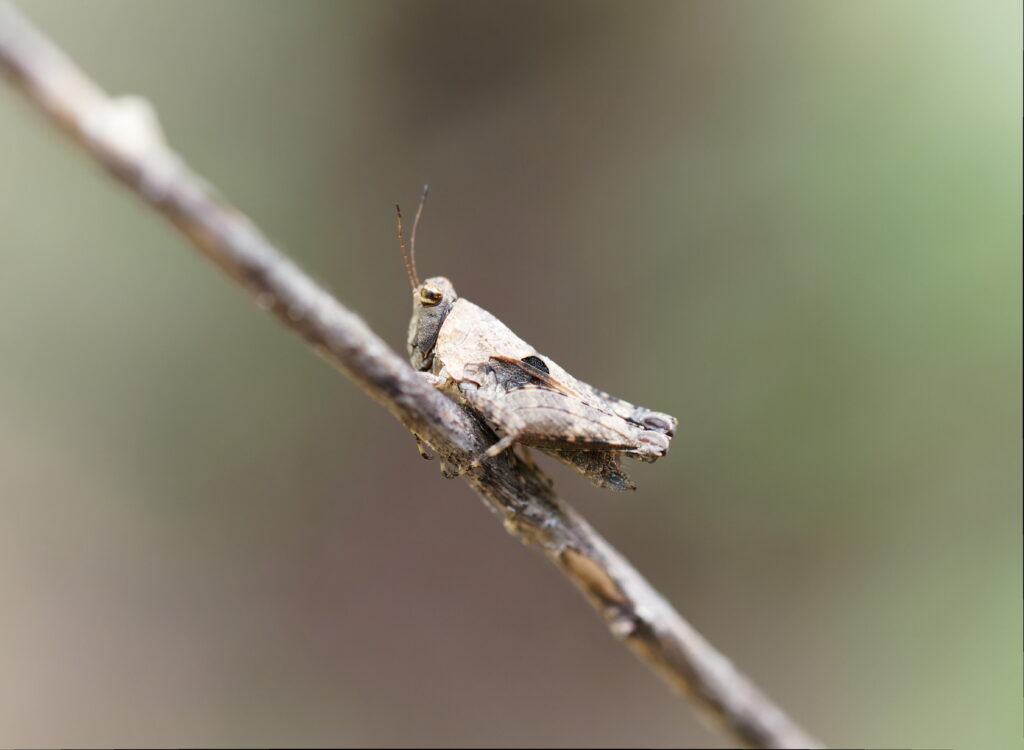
[408,276,677,491]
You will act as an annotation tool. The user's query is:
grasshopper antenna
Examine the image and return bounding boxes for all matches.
[409,183,429,285]
[396,202,418,290]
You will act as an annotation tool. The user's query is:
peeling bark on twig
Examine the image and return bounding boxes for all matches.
[0,4,822,748]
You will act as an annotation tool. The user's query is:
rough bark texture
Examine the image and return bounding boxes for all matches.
[0,4,822,748]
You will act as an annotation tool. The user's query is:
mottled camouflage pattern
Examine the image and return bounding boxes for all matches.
[408,276,676,490]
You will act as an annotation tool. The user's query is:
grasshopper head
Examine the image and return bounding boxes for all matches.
[408,276,458,371]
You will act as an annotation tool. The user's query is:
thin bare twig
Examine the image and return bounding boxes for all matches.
[0,4,822,748]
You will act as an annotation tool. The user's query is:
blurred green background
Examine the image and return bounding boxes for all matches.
[1,1,1020,747]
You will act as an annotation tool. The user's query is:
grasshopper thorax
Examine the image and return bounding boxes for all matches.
[408,276,458,371]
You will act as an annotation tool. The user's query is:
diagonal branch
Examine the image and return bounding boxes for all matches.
[0,4,822,748]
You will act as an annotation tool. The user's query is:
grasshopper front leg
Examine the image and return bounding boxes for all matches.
[413,370,490,477]
[411,371,448,460]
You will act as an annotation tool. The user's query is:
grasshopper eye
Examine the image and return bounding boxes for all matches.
[419,284,444,307]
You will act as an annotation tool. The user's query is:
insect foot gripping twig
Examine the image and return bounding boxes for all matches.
[0,7,823,747]
[414,435,432,460]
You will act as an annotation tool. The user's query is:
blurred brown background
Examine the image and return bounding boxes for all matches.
[1,1,1020,747]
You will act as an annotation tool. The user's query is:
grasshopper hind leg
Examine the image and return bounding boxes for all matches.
[544,448,636,491]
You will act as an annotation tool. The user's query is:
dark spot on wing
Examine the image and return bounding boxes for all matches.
[488,357,548,392]
[521,355,549,374]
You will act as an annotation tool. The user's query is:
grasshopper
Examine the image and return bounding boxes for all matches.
[398,188,676,490]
